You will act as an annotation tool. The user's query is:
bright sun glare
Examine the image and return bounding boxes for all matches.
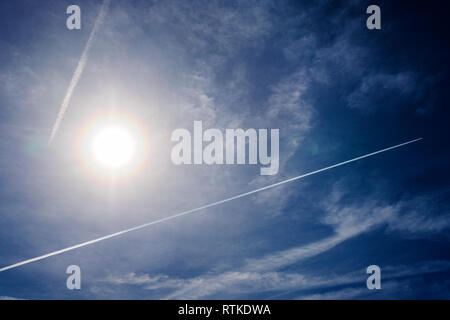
[91,126,136,168]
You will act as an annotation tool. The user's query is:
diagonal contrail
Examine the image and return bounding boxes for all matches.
[0,138,422,272]
[48,0,111,145]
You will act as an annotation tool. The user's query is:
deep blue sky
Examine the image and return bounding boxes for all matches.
[0,0,449,299]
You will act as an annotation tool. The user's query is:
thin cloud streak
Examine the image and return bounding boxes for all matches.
[48,0,111,145]
[0,138,421,272]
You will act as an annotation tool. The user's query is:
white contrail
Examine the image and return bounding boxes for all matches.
[48,0,111,145]
[0,138,422,272]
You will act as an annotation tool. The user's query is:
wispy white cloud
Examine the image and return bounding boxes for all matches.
[324,183,450,237]
[97,195,398,298]
[347,72,416,111]
[298,287,371,300]
[298,260,450,300]
[146,0,274,55]
[97,184,450,299]
[99,259,450,299]
[0,296,25,300]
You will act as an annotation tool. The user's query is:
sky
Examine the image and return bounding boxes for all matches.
[0,0,449,299]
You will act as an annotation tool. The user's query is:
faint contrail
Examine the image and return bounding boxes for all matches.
[48,0,111,145]
[0,138,422,272]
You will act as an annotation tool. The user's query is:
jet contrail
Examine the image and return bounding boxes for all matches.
[48,0,111,145]
[0,138,422,272]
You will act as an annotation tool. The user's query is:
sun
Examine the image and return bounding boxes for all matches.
[78,112,147,177]
[91,126,136,169]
